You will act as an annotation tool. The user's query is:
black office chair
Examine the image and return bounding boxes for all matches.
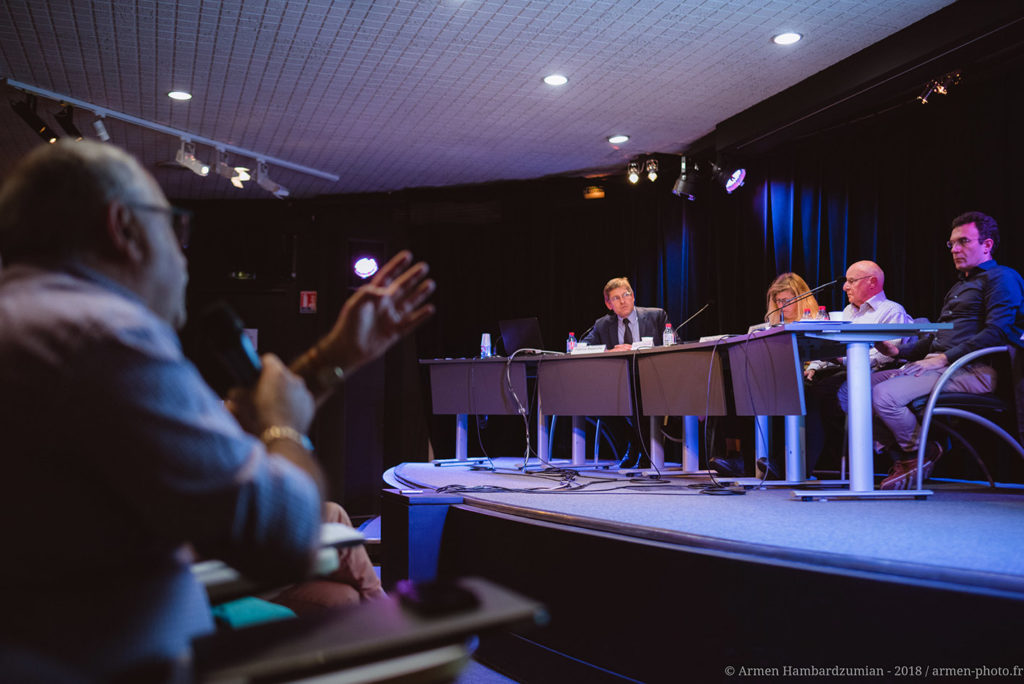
[909,345,1024,490]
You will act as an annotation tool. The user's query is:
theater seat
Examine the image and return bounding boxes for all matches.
[910,345,1024,490]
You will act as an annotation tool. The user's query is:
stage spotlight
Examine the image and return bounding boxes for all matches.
[627,161,641,184]
[11,94,59,143]
[711,163,746,194]
[722,167,746,194]
[645,158,658,182]
[672,157,697,201]
[175,140,210,176]
[215,149,251,188]
[256,160,290,199]
[54,103,84,141]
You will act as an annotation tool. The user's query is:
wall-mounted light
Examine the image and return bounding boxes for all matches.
[354,257,379,279]
[256,160,290,199]
[175,140,209,176]
[11,94,59,143]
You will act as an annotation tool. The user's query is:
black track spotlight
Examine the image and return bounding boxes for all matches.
[672,157,698,200]
[54,103,84,141]
[11,94,59,143]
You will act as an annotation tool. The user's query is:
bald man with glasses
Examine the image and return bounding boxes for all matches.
[802,260,912,477]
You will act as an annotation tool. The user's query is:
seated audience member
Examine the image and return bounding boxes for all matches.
[839,211,1024,489]
[579,277,673,468]
[0,141,433,680]
[803,261,912,475]
[580,277,673,350]
[269,501,386,613]
[710,272,819,477]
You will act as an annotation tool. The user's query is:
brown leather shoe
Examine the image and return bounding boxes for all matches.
[879,442,942,490]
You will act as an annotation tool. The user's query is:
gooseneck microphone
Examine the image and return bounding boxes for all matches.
[764,279,840,324]
[674,301,712,335]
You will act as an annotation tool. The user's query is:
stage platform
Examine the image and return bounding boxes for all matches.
[382,458,1024,682]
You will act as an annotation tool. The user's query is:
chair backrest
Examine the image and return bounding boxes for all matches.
[1009,346,1024,444]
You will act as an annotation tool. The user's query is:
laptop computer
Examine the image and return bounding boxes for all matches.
[498,317,545,355]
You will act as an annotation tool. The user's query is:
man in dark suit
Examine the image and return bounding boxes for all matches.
[580,277,674,349]
[579,277,674,469]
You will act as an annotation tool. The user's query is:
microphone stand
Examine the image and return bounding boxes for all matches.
[764,279,839,325]
[674,301,712,336]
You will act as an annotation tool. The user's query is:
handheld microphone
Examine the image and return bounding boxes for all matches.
[674,301,712,335]
[764,279,840,324]
[186,301,262,395]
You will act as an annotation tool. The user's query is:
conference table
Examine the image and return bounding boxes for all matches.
[422,320,951,499]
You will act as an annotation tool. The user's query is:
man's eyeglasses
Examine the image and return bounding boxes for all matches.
[127,203,193,248]
[844,275,871,285]
[608,291,634,304]
[946,237,976,249]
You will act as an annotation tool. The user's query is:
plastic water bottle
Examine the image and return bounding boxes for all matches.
[480,333,492,358]
[566,331,577,352]
[801,308,813,320]
[662,323,674,346]
[816,306,829,320]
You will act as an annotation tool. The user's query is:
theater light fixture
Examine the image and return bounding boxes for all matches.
[175,140,210,176]
[11,94,59,143]
[709,163,747,194]
[256,160,290,199]
[645,159,658,182]
[54,103,84,141]
[672,157,698,201]
[918,70,961,104]
[627,161,641,184]
[721,167,746,194]
[215,149,251,188]
[92,117,110,141]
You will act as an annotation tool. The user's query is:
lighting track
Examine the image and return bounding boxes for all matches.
[4,78,339,183]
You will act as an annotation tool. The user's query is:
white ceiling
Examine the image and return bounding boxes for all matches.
[0,0,958,200]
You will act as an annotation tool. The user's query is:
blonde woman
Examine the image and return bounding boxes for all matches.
[765,272,819,325]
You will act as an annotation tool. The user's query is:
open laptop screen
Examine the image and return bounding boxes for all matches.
[498,317,545,355]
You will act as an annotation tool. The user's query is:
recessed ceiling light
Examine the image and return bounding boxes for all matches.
[167,91,193,100]
[608,135,629,144]
[543,74,568,86]
[772,32,802,45]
